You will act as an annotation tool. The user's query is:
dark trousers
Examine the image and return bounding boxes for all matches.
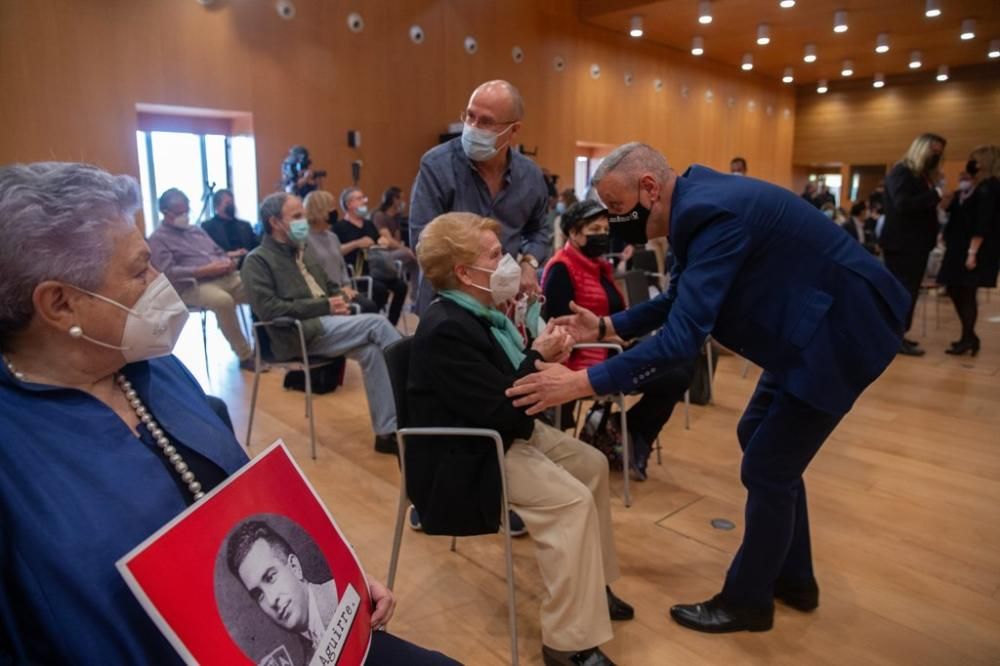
[372,276,407,325]
[627,361,695,467]
[946,285,979,341]
[883,250,929,333]
[366,631,462,666]
[354,294,380,314]
[720,371,843,609]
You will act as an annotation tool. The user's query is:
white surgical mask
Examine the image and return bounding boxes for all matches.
[555,202,567,215]
[171,214,190,228]
[356,205,369,218]
[461,123,513,162]
[68,274,189,362]
[958,180,972,191]
[467,253,521,304]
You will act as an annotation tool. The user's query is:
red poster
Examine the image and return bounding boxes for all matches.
[118,441,372,665]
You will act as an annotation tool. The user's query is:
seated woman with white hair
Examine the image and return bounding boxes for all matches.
[0,163,456,665]
[407,212,632,666]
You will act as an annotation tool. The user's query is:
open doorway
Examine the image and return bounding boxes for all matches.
[574,142,617,202]
[134,104,257,235]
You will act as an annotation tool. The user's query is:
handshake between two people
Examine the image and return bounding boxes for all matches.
[509,301,613,415]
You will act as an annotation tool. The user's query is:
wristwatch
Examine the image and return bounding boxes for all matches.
[518,254,539,269]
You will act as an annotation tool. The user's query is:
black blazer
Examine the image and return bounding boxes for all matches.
[880,162,940,256]
[939,177,1000,288]
[406,298,542,535]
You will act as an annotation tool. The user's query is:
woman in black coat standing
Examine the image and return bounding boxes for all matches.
[937,145,1000,356]
[880,132,947,356]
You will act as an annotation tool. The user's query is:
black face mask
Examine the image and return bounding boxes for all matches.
[580,233,610,258]
[328,211,339,226]
[608,184,650,246]
[966,159,979,177]
[223,203,236,218]
[926,153,941,172]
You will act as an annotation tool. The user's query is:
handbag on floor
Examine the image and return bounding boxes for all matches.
[282,357,347,394]
[578,400,624,470]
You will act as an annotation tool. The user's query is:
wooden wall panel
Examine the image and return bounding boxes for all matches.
[794,75,1000,181]
[0,0,795,230]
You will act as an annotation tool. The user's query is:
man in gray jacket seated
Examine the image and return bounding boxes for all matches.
[241,192,400,454]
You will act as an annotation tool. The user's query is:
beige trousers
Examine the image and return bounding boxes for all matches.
[181,272,252,360]
[504,421,619,651]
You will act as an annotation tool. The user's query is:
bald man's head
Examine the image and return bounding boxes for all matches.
[469,80,524,122]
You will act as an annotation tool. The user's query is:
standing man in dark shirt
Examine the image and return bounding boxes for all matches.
[409,79,551,314]
[202,189,258,266]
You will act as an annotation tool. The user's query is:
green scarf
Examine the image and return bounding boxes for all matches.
[440,290,526,369]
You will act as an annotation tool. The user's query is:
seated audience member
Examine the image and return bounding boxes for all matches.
[843,201,879,255]
[551,187,580,251]
[241,193,400,454]
[304,190,378,313]
[148,188,256,370]
[543,201,693,480]
[202,188,259,265]
[801,181,818,206]
[730,156,748,176]
[408,212,632,666]
[282,145,320,198]
[372,186,419,298]
[0,162,454,665]
[333,187,407,326]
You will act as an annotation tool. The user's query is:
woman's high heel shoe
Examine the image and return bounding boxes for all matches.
[946,336,980,356]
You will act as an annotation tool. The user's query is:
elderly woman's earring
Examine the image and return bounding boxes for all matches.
[69,325,83,338]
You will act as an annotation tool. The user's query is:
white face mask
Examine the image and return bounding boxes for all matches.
[69,274,189,362]
[461,123,514,162]
[958,180,972,191]
[171,214,190,228]
[467,253,521,304]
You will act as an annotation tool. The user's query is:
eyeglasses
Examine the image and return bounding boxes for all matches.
[460,110,517,132]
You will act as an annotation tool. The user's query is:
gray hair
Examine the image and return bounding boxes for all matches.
[471,80,525,121]
[0,162,140,337]
[591,142,670,187]
[259,192,289,235]
[339,186,360,213]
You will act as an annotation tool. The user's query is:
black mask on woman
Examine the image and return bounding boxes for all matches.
[608,184,650,245]
[926,153,941,172]
[581,233,610,258]
[223,203,236,218]
[966,159,979,177]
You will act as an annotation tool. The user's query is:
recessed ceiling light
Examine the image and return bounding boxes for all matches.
[698,0,712,24]
[629,15,643,38]
[925,0,941,18]
[782,67,794,83]
[691,35,705,56]
[875,33,890,53]
[757,23,771,45]
[989,39,1000,59]
[909,50,922,69]
[960,18,976,40]
[833,9,848,33]
[873,73,885,88]
[779,0,795,7]
[936,65,949,81]
[803,43,817,63]
[841,59,854,76]
[817,79,829,93]
[741,53,754,71]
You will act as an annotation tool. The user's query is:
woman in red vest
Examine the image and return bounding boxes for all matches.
[542,200,693,480]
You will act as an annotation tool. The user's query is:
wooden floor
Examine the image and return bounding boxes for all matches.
[178,291,1000,665]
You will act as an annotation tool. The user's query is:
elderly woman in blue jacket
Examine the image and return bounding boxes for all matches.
[0,163,455,666]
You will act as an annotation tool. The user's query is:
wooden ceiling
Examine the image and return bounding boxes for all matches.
[580,0,1000,87]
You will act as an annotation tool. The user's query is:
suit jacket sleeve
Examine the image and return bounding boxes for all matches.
[240,252,330,321]
[424,318,539,444]
[590,212,749,395]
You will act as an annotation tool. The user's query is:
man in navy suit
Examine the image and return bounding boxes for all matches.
[507,142,909,633]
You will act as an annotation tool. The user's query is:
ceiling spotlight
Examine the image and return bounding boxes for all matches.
[873,73,885,88]
[699,0,713,24]
[989,39,1000,59]
[817,79,829,94]
[691,35,705,56]
[779,0,796,7]
[757,23,771,45]
[833,10,848,33]
[925,0,941,18]
[629,15,644,38]
[909,50,922,69]
[841,59,854,76]
[936,65,949,81]
[803,43,817,63]
[875,32,890,53]
[782,67,794,83]
[742,53,754,71]
[960,19,975,40]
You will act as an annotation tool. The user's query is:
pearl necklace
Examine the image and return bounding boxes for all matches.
[3,354,204,501]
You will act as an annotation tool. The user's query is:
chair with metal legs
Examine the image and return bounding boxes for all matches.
[382,337,520,666]
[174,278,211,378]
[245,317,340,460]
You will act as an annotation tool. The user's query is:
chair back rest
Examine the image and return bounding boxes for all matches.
[249,311,277,360]
[383,336,413,428]
[624,270,651,307]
